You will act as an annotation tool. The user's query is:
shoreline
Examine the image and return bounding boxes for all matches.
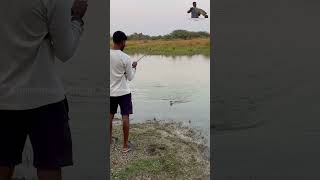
[111,120,210,179]
[110,38,210,57]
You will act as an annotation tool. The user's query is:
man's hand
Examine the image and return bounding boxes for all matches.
[71,0,88,19]
[132,61,138,69]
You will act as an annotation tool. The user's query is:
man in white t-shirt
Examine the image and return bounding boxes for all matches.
[110,31,137,153]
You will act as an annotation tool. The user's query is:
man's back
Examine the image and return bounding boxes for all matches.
[0,0,48,82]
[110,49,135,97]
[0,0,83,110]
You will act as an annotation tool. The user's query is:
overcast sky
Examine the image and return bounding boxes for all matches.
[110,0,210,36]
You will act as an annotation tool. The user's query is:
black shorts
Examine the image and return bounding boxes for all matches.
[0,98,73,169]
[110,93,133,115]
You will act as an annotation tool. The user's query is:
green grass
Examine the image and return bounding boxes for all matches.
[110,122,210,180]
[111,155,180,180]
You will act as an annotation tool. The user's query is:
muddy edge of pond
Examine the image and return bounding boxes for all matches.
[111,119,210,180]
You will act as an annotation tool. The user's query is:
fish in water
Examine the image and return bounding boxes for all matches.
[170,100,191,106]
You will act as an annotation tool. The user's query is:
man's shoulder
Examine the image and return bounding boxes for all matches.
[110,49,130,61]
[117,50,131,60]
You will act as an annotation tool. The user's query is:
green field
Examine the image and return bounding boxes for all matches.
[110,38,210,57]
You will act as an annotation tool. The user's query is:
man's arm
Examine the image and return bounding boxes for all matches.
[124,59,136,81]
[47,0,86,62]
[187,7,193,13]
[198,8,208,16]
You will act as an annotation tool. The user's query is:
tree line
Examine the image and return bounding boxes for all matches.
[111,30,210,41]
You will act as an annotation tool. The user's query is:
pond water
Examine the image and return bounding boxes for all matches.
[126,54,210,142]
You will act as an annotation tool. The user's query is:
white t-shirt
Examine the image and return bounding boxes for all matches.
[110,49,136,97]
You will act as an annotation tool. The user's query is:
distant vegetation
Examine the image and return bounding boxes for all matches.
[110,30,211,56]
[110,30,210,41]
[127,30,210,40]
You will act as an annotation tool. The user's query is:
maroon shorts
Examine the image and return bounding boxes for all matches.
[0,98,73,169]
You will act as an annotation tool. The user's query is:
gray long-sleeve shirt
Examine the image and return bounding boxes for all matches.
[0,0,83,110]
[188,7,208,18]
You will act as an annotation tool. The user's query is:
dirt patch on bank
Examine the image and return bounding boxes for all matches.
[111,120,210,180]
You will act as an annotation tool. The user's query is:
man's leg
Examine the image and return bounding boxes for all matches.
[109,113,114,144]
[119,93,133,151]
[110,96,119,145]
[122,115,130,150]
[37,168,61,180]
[30,99,73,180]
[0,110,28,180]
[0,167,14,180]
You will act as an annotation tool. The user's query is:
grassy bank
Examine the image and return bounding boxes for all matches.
[110,38,210,56]
[111,120,210,180]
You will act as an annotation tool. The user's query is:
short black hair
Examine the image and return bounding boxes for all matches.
[112,31,127,44]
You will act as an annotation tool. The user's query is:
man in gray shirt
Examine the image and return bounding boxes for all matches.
[187,2,208,18]
[0,0,87,179]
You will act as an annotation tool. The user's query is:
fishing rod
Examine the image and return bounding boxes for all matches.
[130,54,147,69]
[136,54,147,62]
